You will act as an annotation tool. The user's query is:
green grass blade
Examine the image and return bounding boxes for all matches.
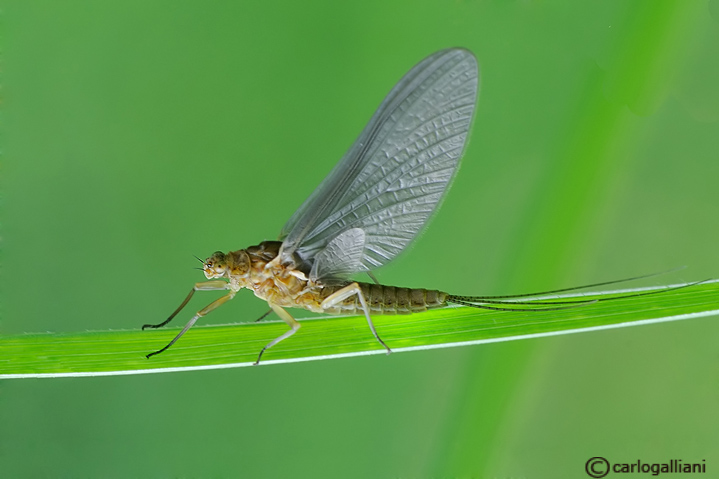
[2,281,718,379]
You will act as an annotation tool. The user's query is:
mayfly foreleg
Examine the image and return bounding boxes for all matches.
[144,280,231,359]
[145,290,236,359]
[321,282,392,354]
[142,280,230,330]
[254,303,300,365]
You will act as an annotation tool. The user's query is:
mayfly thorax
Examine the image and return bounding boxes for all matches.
[143,48,675,364]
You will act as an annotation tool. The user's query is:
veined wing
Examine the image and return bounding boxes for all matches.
[280,48,479,279]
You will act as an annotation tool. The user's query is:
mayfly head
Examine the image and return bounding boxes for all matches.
[202,251,229,279]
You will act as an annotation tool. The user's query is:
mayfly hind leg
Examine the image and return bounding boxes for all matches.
[321,282,392,355]
[254,303,300,365]
[144,280,233,359]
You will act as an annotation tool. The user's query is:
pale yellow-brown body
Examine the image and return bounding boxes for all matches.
[204,241,448,315]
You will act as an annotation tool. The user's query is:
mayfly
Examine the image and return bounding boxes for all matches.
[142,48,683,364]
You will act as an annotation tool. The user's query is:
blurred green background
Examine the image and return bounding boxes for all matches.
[3,1,719,477]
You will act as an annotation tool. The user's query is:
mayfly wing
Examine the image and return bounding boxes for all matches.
[308,228,366,284]
[279,48,479,280]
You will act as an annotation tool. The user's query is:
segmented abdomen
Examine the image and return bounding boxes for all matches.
[320,283,448,315]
